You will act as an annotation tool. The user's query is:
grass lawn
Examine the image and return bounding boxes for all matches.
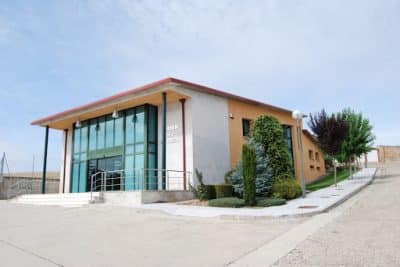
[306,169,350,192]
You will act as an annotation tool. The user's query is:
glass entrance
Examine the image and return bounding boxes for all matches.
[71,104,158,193]
[87,156,123,192]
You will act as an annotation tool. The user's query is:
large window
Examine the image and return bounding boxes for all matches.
[71,121,88,193]
[70,104,158,193]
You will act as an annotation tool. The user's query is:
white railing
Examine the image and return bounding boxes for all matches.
[90,169,192,202]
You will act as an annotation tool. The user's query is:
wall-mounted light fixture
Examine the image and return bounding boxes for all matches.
[75,120,82,128]
[112,109,119,119]
[229,113,234,119]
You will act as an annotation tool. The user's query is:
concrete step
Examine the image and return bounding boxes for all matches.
[11,193,101,207]
[17,192,95,199]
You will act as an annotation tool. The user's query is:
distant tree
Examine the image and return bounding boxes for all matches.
[337,108,375,176]
[308,109,348,186]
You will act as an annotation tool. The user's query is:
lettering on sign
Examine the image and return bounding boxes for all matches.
[167,124,180,143]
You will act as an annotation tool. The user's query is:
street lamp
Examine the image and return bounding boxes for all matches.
[292,110,308,198]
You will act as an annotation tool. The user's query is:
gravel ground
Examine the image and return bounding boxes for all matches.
[274,164,400,267]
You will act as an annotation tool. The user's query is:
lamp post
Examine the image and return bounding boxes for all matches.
[292,110,307,198]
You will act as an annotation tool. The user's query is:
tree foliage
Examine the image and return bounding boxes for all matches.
[242,144,256,206]
[252,115,293,179]
[228,139,273,197]
[308,109,348,158]
[337,108,375,162]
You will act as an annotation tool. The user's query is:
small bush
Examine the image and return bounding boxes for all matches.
[198,185,216,200]
[215,184,233,198]
[208,197,245,208]
[271,179,302,200]
[256,197,286,207]
[224,170,234,184]
[192,169,216,200]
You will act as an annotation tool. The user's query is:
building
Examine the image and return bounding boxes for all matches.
[377,146,400,163]
[31,77,325,195]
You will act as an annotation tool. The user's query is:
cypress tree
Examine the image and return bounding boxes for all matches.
[242,144,256,206]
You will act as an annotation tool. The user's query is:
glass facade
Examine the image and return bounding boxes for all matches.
[282,125,295,175]
[70,104,158,192]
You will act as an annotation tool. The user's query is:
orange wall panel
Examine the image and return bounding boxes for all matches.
[227,99,325,184]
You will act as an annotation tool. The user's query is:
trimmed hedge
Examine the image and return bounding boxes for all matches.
[208,197,245,208]
[215,184,233,198]
[256,197,286,207]
[198,184,216,200]
[271,179,302,200]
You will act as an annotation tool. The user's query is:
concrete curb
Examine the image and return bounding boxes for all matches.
[119,168,378,220]
[320,168,378,214]
[219,169,378,221]
[222,168,378,220]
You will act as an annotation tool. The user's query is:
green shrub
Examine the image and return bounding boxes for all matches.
[208,197,245,208]
[192,169,216,200]
[228,139,273,197]
[215,184,233,198]
[256,197,287,207]
[271,178,302,200]
[224,170,234,184]
[242,144,256,206]
[199,185,216,200]
[252,115,293,180]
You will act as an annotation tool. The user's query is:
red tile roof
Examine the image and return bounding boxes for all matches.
[31,77,292,126]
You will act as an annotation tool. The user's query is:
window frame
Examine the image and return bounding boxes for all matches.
[242,118,252,137]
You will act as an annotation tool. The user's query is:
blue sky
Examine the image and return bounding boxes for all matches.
[0,0,399,172]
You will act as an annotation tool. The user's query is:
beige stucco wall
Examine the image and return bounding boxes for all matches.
[377,146,400,162]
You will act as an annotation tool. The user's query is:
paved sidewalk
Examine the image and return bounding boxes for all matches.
[131,168,377,218]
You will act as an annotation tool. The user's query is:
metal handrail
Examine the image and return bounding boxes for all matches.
[89,168,192,202]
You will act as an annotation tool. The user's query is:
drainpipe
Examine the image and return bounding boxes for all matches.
[180,99,187,190]
[41,126,49,194]
[162,92,167,190]
[62,129,68,193]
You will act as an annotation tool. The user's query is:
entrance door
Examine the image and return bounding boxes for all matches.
[87,156,123,192]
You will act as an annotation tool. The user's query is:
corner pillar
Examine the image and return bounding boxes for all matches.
[41,125,49,194]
